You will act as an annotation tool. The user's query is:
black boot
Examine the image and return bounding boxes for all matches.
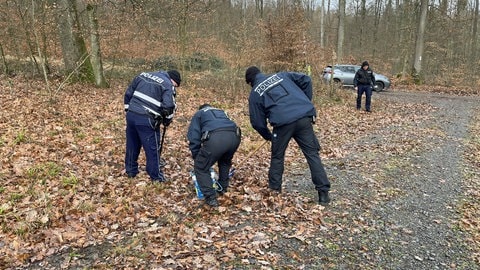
[318,190,331,206]
[217,188,227,196]
[205,195,219,208]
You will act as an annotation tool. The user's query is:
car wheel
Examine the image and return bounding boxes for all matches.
[374,81,384,91]
[333,78,343,88]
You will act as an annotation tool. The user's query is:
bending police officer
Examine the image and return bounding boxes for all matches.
[245,66,331,206]
[187,104,241,207]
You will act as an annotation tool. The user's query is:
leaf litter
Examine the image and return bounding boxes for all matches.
[0,78,479,269]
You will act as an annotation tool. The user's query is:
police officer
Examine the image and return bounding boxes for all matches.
[124,69,181,182]
[245,66,331,206]
[354,61,376,112]
[187,104,241,207]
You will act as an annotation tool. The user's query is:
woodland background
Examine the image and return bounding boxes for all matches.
[1,0,480,269]
[1,0,480,90]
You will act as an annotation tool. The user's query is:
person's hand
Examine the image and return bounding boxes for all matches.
[163,117,172,127]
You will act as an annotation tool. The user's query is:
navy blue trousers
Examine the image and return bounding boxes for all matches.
[357,84,373,111]
[125,112,164,181]
[269,117,330,192]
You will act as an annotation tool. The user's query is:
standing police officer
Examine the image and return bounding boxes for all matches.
[354,61,376,112]
[124,70,181,182]
[245,66,331,206]
[187,104,241,207]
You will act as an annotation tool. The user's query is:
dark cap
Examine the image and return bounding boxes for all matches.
[245,66,261,85]
[167,70,181,86]
[198,103,211,110]
[361,61,369,67]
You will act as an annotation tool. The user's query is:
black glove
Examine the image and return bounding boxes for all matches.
[163,117,172,127]
[160,107,173,118]
[160,108,173,127]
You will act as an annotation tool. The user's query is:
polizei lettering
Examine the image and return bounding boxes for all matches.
[254,74,284,96]
[140,72,164,84]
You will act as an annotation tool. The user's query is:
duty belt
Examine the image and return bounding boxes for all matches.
[210,127,239,134]
[201,126,241,142]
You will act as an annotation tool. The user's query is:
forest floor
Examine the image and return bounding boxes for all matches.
[1,78,479,269]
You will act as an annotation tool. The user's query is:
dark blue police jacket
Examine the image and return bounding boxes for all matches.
[124,71,176,118]
[187,106,237,158]
[248,72,317,140]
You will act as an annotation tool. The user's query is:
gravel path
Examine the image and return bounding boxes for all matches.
[284,91,480,269]
[364,92,477,269]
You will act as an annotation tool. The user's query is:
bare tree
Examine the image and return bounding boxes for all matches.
[412,0,428,83]
[359,0,367,49]
[398,0,415,80]
[56,0,94,83]
[336,0,346,62]
[262,2,307,71]
[320,0,325,48]
[1,0,480,88]
[0,42,8,75]
[471,0,479,64]
[255,0,264,17]
[31,0,50,93]
[371,0,383,59]
[13,0,41,76]
[86,4,108,88]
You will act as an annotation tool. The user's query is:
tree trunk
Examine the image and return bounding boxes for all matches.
[337,0,345,62]
[412,0,428,83]
[31,0,51,94]
[360,0,366,49]
[320,0,325,48]
[56,0,94,83]
[471,0,479,64]
[15,0,41,76]
[0,43,9,75]
[372,0,382,59]
[398,0,414,80]
[255,0,264,17]
[86,4,108,88]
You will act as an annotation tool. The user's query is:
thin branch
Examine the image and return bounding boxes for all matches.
[52,52,91,99]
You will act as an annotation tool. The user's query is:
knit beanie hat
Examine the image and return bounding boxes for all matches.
[198,103,211,110]
[245,66,261,85]
[361,61,369,67]
[167,70,181,86]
